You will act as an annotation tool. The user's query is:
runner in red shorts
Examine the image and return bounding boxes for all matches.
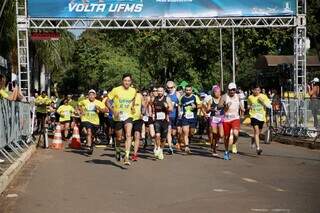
[218,83,245,160]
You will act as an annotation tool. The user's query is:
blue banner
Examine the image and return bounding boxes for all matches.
[28,0,296,18]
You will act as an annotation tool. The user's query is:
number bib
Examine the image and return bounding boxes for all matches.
[156,112,166,120]
[185,112,194,119]
[254,114,264,121]
[119,112,129,121]
[64,111,70,117]
[211,116,222,123]
[143,116,149,122]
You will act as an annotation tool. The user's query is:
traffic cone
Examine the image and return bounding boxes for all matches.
[69,124,81,149]
[51,124,63,150]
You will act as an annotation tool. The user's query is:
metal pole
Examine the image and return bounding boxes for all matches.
[232,28,235,83]
[220,28,224,90]
[0,0,8,18]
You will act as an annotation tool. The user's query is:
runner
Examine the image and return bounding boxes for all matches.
[248,84,271,155]
[179,85,201,154]
[205,85,224,157]
[153,86,173,160]
[218,83,245,160]
[175,86,184,151]
[57,98,75,139]
[131,89,143,161]
[78,89,107,155]
[148,86,158,152]
[35,91,51,135]
[141,90,152,150]
[107,73,136,165]
[166,81,180,155]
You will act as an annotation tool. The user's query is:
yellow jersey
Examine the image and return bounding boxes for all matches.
[248,94,271,122]
[57,105,75,122]
[35,95,51,113]
[108,86,136,121]
[79,99,106,125]
[0,89,9,99]
[132,93,142,121]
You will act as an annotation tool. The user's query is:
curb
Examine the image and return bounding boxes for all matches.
[271,135,320,149]
[0,144,37,194]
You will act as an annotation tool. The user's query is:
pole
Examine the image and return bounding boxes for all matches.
[232,28,235,83]
[0,0,8,18]
[220,28,224,90]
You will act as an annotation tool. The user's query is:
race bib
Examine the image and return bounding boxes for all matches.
[87,103,96,111]
[225,114,236,120]
[143,116,149,122]
[64,111,70,117]
[119,112,129,121]
[254,114,264,121]
[211,116,221,123]
[156,112,166,120]
[185,112,194,119]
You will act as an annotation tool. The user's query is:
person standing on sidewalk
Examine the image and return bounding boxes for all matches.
[219,83,245,160]
[248,85,271,155]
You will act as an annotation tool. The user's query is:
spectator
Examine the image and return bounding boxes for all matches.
[0,74,19,101]
[308,77,320,128]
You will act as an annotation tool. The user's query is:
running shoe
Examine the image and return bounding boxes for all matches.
[87,146,93,155]
[175,143,181,152]
[185,146,192,154]
[223,151,229,160]
[231,144,238,154]
[212,152,219,158]
[257,148,263,155]
[123,157,131,165]
[115,150,122,162]
[154,148,159,158]
[158,149,164,160]
[131,154,138,161]
[168,147,174,155]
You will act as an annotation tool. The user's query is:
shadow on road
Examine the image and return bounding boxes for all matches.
[85,159,127,170]
[65,149,91,157]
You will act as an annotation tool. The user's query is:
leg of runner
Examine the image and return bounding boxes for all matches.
[155,132,161,159]
[182,125,191,154]
[231,120,240,154]
[124,121,133,165]
[115,128,123,161]
[223,121,232,160]
[86,127,94,155]
[132,130,140,161]
[64,122,70,139]
[167,125,174,155]
[211,123,218,156]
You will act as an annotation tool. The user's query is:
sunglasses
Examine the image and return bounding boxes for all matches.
[167,86,174,89]
[142,94,148,96]
[229,89,236,91]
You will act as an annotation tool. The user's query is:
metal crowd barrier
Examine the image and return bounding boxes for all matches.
[0,99,35,170]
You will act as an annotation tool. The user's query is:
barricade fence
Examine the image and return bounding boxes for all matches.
[0,99,34,168]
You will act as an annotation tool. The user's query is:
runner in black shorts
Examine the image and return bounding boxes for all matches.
[131,90,143,161]
[152,86,173,160]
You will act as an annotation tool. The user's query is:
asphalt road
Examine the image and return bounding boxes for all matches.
[1,137,320,213]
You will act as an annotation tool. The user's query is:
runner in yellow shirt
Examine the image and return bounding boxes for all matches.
[79,89,107,154]
[57,98,75,139]
[35,91,52,134]
[248,84,271,155]
[106,73,136,165]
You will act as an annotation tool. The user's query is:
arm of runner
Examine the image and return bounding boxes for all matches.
[258,95,272,109]
[195,95,202,109]
[166,96,173,112]
[218,95,226,110]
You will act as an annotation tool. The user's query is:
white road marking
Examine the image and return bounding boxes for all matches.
[251,208,269,212]
[222,170,234,175]
[6,194,18,198]
[271,209,290,212]
[242,178,258,183]
[213,189,229,192]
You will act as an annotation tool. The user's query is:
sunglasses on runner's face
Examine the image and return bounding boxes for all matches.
[229,89,236,92]
[143,93,148,96]
[167,86,174,89]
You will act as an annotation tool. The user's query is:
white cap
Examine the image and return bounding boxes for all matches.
[88,89,96,94]
[311,77,319,83]
[103,90,108,95]
[228,82,237,90]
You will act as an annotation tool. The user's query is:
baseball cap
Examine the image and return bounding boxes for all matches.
[212,85,221,92]
[228,82,237,90]
[311,77,319,83]
[102,90,108,95]
[88,89,96,94]
[200,92,206,98]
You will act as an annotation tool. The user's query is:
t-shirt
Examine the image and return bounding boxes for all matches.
[35,95,52,113]
[132,93,142,121]
[108,86,136,121]
[0,89,9,99]
[180,94,201,120]
[222,94,241,122]
[79,99,106,125]
[57,105,75,122]
[248,94,271,122]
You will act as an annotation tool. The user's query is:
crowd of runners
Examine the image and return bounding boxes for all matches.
[33,73,272,165]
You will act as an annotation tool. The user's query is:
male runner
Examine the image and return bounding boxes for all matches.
[218,83,245,160]
[248,84,271,155]
[153,86,173,160]
[107,74,136,165]
[179,85,201,154]
[132,90,143,161]
[166,81,180,154]
[78,89,107,154]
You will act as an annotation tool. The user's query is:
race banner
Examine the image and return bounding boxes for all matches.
[28,0,296,18]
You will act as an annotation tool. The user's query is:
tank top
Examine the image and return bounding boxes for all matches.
[168,92,178,118]
[154,96,168,120]
[210,97,224,117]
[181,95,197,120]
[224,94,240,122]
